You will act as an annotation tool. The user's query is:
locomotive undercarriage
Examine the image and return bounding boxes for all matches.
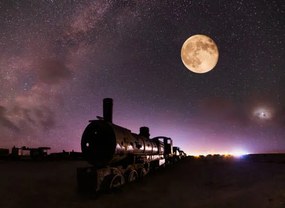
[77,154,165,192]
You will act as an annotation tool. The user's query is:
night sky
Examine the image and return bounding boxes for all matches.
[0,0,284,155]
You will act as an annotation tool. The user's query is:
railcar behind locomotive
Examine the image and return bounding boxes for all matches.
[77,98,186,192]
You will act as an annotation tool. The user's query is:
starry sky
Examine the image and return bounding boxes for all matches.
[0,0,284,155]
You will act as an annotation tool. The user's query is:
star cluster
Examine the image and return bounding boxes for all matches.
[0,0,284,154]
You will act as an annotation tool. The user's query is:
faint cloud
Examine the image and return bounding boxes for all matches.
[37,58,71,84]
[0,106,20,132]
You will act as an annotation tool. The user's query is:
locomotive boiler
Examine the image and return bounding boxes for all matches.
[77,98,181,192]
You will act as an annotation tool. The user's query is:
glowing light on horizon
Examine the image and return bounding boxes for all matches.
[231,150,250,158]
[190,149,250,158]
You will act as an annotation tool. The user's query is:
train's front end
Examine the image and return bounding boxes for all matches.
[81,98,117,167]
[81,120,116,167]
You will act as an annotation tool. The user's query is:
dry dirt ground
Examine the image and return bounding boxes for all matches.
[1,157,285,208]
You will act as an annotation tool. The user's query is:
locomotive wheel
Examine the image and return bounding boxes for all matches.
[138,168,147,178]
[110,174,124,189]
[125,170,138,183]
[102,174,124,192]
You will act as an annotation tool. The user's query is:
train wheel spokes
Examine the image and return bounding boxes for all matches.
[126,170,138,182]
[110,174,124,189]
[102,174,124,192]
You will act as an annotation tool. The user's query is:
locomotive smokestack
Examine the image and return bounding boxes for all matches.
[103,98,113,123]
[139,126,150,139]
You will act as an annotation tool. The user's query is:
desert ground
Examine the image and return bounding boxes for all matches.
[1,156,285,208]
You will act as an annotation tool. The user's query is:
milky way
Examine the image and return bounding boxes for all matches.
[0,0,284,154]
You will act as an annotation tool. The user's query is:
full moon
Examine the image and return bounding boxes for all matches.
[181,34,219,73]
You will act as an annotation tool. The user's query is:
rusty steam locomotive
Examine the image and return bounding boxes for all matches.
[77,98,186,192]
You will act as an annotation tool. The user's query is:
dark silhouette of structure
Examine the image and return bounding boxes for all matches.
[11,146,50,160]
[48,150,83,160]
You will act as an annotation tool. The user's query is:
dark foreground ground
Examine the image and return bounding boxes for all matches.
[1,156,285,208]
